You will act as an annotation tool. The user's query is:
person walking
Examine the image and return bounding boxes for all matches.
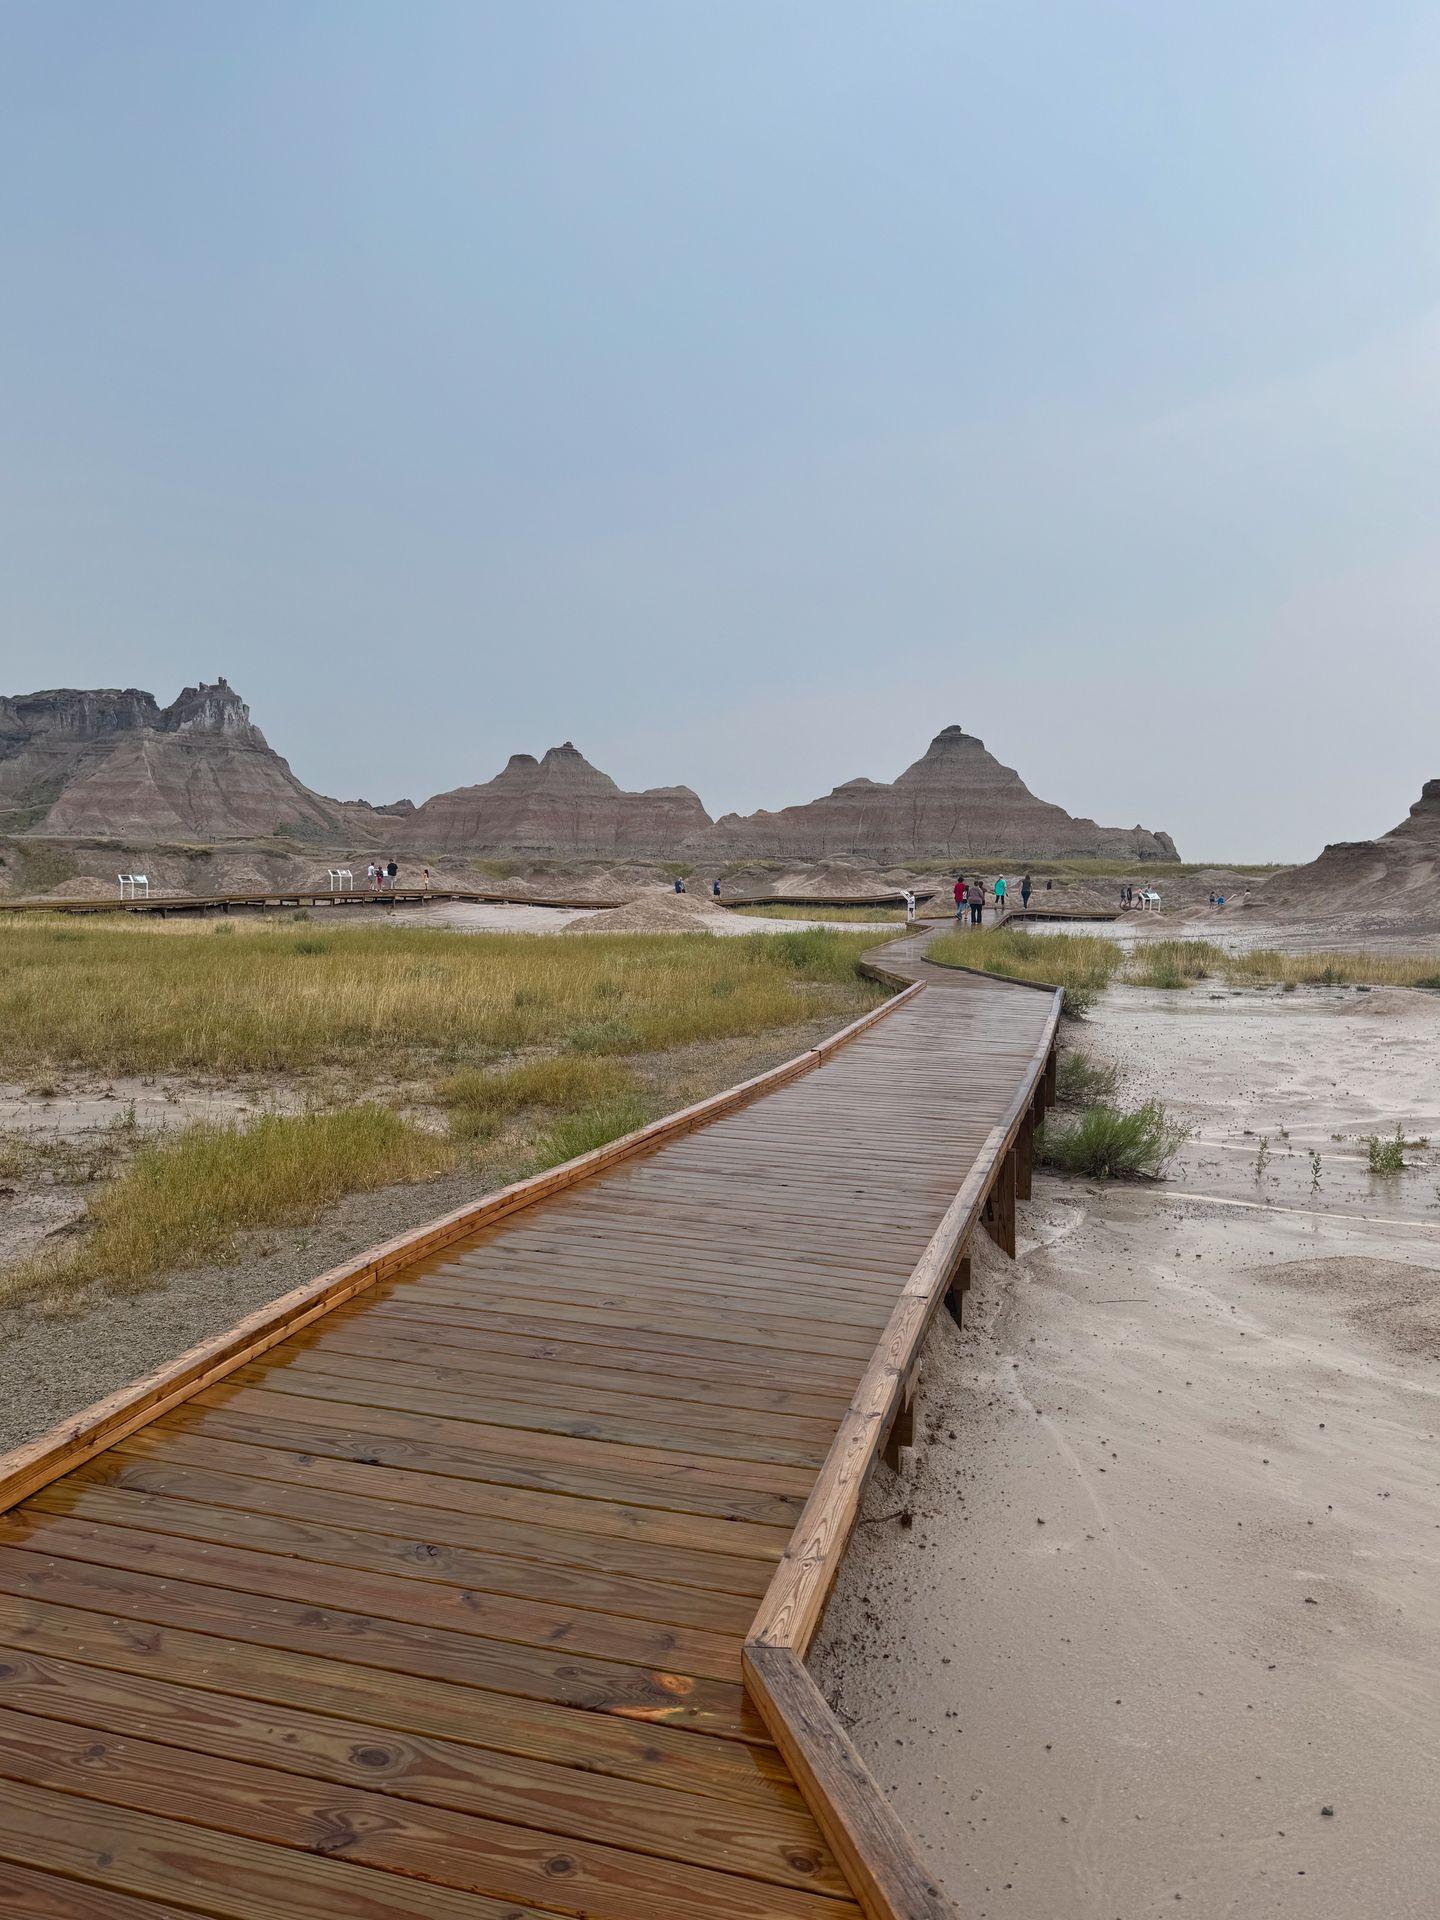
[712,879,721,898]
[422,866,432,894]
[367,862,378,894]
[385,859,398,892]
[902,888,916,924]
[1020,873,1032,911]
[993,874,1008,914]
[969,879,984,926]
[953,876,965,919]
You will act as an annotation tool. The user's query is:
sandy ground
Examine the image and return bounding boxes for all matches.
[812,980,1440,1919]
[303,895,897,937]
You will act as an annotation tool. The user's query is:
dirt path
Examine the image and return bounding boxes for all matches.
[813,980,1440,1918]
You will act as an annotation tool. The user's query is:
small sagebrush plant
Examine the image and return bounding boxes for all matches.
[1055,1049,1118,1104]
[1037,1100,1191,1180]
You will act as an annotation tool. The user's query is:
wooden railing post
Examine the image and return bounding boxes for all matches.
[1043,1045,1058,1108]
[1016,1109,1034,1201]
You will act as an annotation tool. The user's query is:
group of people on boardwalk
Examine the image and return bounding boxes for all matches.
[952,873,1035,923]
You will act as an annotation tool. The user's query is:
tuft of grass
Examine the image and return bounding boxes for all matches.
[1125,940,1226,989]
[1056,1049,1118,1104]
[1038,1100,1191,1180]
[438,1056,638,1140]
[533,1096,652,1170]
[5,1106,453,1304]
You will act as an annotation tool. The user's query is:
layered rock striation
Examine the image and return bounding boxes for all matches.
[1262,779,1440,930]
[1,682,1178,864]
[698,727,1177,862]
[403,742,711,854]
[0,681,356,841]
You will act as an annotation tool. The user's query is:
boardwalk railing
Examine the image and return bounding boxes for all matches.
[743,944,1062,1920]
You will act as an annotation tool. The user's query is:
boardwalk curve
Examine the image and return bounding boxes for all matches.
[0,932,1059,1920]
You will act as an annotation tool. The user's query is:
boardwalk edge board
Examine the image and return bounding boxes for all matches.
[0,968,920,1516]
[742,935,1062,1920]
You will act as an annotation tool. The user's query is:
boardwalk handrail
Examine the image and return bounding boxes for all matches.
[743,941,1063,1920]
[0,980,920,1517]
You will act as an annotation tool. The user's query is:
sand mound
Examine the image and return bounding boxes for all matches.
[40,875,118,899]
[562,888,730,936]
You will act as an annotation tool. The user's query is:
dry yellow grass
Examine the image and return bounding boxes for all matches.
[5,1106,453,1305]
[0,916,887,1074]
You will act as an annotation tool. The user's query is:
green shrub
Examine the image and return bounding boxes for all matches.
[1038,1100,1191,1180]
[1365,1124,1423,1175]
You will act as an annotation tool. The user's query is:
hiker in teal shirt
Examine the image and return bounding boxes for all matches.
[993,876,1008,911]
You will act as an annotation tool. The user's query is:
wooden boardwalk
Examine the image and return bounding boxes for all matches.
[0,935,1058,1920]
[0,886,617,918]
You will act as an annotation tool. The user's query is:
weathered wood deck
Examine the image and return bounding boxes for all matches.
[0,934,1058,1919]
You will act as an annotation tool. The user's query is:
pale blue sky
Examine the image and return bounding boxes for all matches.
[3,2,1438,858]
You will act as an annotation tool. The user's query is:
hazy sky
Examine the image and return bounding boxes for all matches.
[4,3,1438,860]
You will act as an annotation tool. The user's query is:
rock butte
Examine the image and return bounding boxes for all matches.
[1261,778,1440,933]
[1,680,1178,862]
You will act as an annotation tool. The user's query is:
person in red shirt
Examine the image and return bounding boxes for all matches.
[953,876,965,919]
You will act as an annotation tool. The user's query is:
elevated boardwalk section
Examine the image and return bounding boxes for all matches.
[995,904,1119,926]
[0,934,1059,1920]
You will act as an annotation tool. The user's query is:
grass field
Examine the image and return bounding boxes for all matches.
[729,902,906,923]
[0,916,886,1074]
[1,916,889,1305]
[927,928,1440,1007]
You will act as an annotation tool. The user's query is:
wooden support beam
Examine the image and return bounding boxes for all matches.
[943,1250,971,1325]
[882,1364,918,1473]
[983,1147,1017,1258]
[1043,1045,1058,1108]
[1016,1110,1034,1201]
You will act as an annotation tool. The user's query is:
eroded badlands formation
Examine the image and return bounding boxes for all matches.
[0,680,1178,867]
